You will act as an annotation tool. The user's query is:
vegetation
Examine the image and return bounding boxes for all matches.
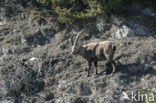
[51,0,123,23]
[20,0,156,24]
[138,87,156,103]
[20,6,43,18]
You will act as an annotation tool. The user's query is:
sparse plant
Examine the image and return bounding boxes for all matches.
[138,87,156,103]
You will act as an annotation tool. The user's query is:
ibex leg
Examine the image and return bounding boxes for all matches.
[94,61,98,75]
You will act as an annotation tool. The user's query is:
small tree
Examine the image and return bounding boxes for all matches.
[51,0,122,24]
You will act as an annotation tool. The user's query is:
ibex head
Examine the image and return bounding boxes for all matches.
[71,30,86,55]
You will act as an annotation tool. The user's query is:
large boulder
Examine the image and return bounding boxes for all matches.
[111,25,135,39]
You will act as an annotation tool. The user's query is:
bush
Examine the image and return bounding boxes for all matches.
[22,0,156,24]
[50,0,123,23]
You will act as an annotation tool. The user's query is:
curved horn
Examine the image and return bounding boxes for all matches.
[74,29,87,46]
[71,30,78,45]
[71,34,74,45]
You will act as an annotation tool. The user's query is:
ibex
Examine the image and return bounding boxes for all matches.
[71,30,116,76]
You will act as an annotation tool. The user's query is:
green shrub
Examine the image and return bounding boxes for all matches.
[20,6,43,18]
[21,0,156,24]
[36,0,48,4]
[50,0,122,23]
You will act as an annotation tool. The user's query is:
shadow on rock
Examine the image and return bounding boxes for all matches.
[116,62,156,84]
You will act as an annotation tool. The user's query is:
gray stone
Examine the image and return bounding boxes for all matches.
[79,82,92,96]
[111,25,135,39]
[142,8,156,17]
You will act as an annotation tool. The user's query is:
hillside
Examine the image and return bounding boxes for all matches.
[0,1,156,103]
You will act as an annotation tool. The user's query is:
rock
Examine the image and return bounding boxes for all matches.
[72,97,89,103]
[130,23,152,36]
[0,61,34,99]
[142,8,156,17]
[96,16,109,32]
[0,7,6,19]
[33,80,45,92]
[111,25,135,39]
[1,45,31,56]
[39,91,54,101]
[110,15,124,26]
[0,28,9,36]
[0,3,156,103]
[41,28,56,40]
[24,29,48,46]
[45,93,54,101]
[79,82,92,96]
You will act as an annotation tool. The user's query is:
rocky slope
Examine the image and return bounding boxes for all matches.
[0,3,156,103]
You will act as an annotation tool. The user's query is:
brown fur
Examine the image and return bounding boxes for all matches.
[72,41,116,76]
[71,30,116,76]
